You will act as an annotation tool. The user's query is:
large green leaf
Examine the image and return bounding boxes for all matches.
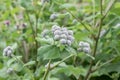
[51,65,86,79]
[37,45,60,60]
[98,62,120,75]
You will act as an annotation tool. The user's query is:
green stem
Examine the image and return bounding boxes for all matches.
[84,0,117,80]
[84,0,103,80]
[95,0,117,27]
[53,1,90,32]
[51,54,75,70]
[91,58,115,73]
[12,55,35,80]
[43,60,51,80]
[92,0,95,27]
[65,8,90,32]
[26,11,36,41]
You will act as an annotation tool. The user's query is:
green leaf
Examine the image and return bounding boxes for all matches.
[51,65,86,79]
[65,47,77,54]
[59,3,76,10]
[44,45,60,59]
[37,45,60,60]
[98,62,120,75]
[23,61,36,67]
[7,56,22,67]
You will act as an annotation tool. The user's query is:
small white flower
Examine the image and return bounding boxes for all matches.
[3,46,13,57]
[67,35,74,42]
[78,41,91,53]
[41,29,49,37]
[83,47,91,53]
[54,35,60,40]
[62,31,68,35]
[83,42,90,47]
[60,34,67,39]
[61,27,67,31]
[68,30,73,35]
[7,50,12,57]
[54,30,62,35]
[60,39,67,44]
[52,25,60,32]
[72,19,77,24]
[79,41,85,47]
[50,13,58,20]
[67,40,72,46]
[77,48,83,52]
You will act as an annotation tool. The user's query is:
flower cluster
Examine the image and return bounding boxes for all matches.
[52,25,74,46]
[3,46,13,57]
[78,41,91,53]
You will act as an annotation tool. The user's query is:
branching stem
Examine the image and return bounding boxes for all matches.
[84,0,117,80]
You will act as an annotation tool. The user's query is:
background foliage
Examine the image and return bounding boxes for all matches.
[0,0,120,80]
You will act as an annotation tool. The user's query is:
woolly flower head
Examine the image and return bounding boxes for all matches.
[50,13,58,20]
[3,46,13,57]
[52,25,74,46]
[78,41,91,53]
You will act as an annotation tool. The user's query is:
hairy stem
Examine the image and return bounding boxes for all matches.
[42,54,75,80]
[51,54,75,69]
[95,0,117,27]
[26,11,36,40]
[84,0,116,79]
[43,60,51,80]
[65,8,90,31]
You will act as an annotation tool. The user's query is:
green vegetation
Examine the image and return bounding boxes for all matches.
[0,0,120,80]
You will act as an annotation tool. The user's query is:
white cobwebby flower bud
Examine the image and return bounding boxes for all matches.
[79,41,85,47]
[62,31,68,35]
[3,46,13,57]
[50,13,58,20]
[60,34,67,39]
[61,27,67,31]
[83,47,91,53]
[68,30,73,35]
[72,19,77,24]
[54,30,61,35]
[67,40,72,46]
[83,42,90,47]
[7,68,13,74]
[67,35,74,42]
[7,50,12,57]
[60,39,67,44]
[52,25,60,32]
[77,48,83,52]
[6,46,12,50]
[41,29,49,37]
[54,35,60,40]
[3,49,7,56]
